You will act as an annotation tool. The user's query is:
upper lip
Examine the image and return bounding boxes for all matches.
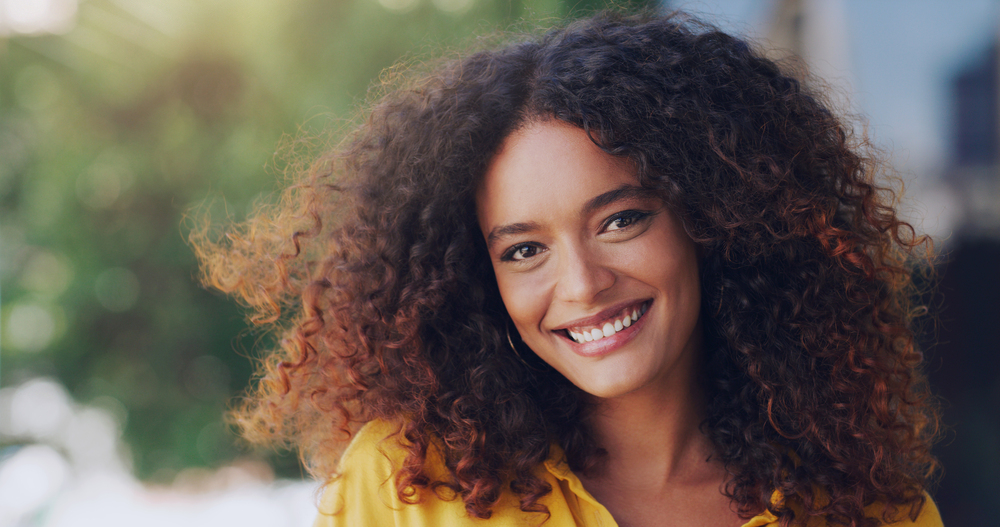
[551,299,650,331]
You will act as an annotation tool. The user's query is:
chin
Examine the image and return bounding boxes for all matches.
[570,373,649,400]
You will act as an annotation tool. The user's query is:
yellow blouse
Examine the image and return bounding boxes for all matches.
[314,420,943,527]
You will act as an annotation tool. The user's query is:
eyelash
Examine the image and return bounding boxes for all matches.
[499,209,654,262]
[603,209,654,232]
[501,243,542,262]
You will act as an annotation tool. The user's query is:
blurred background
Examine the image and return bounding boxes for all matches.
[1,0,997,525]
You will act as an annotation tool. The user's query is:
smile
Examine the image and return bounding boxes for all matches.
[563,301,650,344]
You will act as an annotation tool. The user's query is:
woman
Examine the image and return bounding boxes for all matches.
[192,11,942,527]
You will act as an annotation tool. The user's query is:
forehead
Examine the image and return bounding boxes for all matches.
[475,120,636,228]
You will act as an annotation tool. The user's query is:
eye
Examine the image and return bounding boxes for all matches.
[603,210,652,232]
[501,243,543,262]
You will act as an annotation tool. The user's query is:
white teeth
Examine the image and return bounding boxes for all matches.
[565,302,649,344]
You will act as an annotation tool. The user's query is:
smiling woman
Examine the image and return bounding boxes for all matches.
[190,10,943,527]
[477,120,703,405]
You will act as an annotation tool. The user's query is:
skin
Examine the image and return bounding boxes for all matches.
[476,119,745,526]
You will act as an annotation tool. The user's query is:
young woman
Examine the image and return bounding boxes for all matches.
[192,11,942,527]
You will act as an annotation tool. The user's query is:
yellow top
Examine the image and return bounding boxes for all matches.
[314,420,943,527]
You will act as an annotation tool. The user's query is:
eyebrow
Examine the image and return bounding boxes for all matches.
[486,221,542,250]
[485,184,657,251]
[581,184,656,216]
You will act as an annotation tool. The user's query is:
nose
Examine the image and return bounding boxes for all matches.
[554,243,616,304]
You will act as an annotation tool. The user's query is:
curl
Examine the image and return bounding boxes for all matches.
[191,10,940,525]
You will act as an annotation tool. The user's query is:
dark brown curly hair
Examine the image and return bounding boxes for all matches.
[190,10,939,527]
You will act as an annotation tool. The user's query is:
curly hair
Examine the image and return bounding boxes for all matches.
[190,10,939,527]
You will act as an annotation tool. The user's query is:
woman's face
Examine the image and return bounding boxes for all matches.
[476,119,703,399]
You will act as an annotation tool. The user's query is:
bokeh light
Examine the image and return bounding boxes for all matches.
[5,302,60,352]
[0,444,71,525]
[0,379,316,527]
[0,0,78,36]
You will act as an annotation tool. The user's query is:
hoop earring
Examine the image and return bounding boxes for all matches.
[505,321,546,373]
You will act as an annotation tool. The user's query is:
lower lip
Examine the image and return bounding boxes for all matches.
[560,304,649,358]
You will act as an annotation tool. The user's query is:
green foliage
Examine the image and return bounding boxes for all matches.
[0,0,658,480]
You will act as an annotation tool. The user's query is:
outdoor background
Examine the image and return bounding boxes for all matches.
[2,0,998,526]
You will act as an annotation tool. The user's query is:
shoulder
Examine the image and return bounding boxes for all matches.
[334,419,412,484]
[871,494,943,527]
[833,493,944,527]
[747,492,944,527]
[313,419,549,527]
[313,420,407,527]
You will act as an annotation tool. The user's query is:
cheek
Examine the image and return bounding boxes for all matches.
[634,227,701,316]
[665,251,702,331]
[495,270,551,332]
[620,239,694,286]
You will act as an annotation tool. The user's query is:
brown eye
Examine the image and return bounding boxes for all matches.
[608,216,636,231]
[502,243,542,262]
[604,210,652,232]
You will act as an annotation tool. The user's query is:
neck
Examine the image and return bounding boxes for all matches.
[584,334,716,489]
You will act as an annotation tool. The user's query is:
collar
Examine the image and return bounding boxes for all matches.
[541,442,781,527]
